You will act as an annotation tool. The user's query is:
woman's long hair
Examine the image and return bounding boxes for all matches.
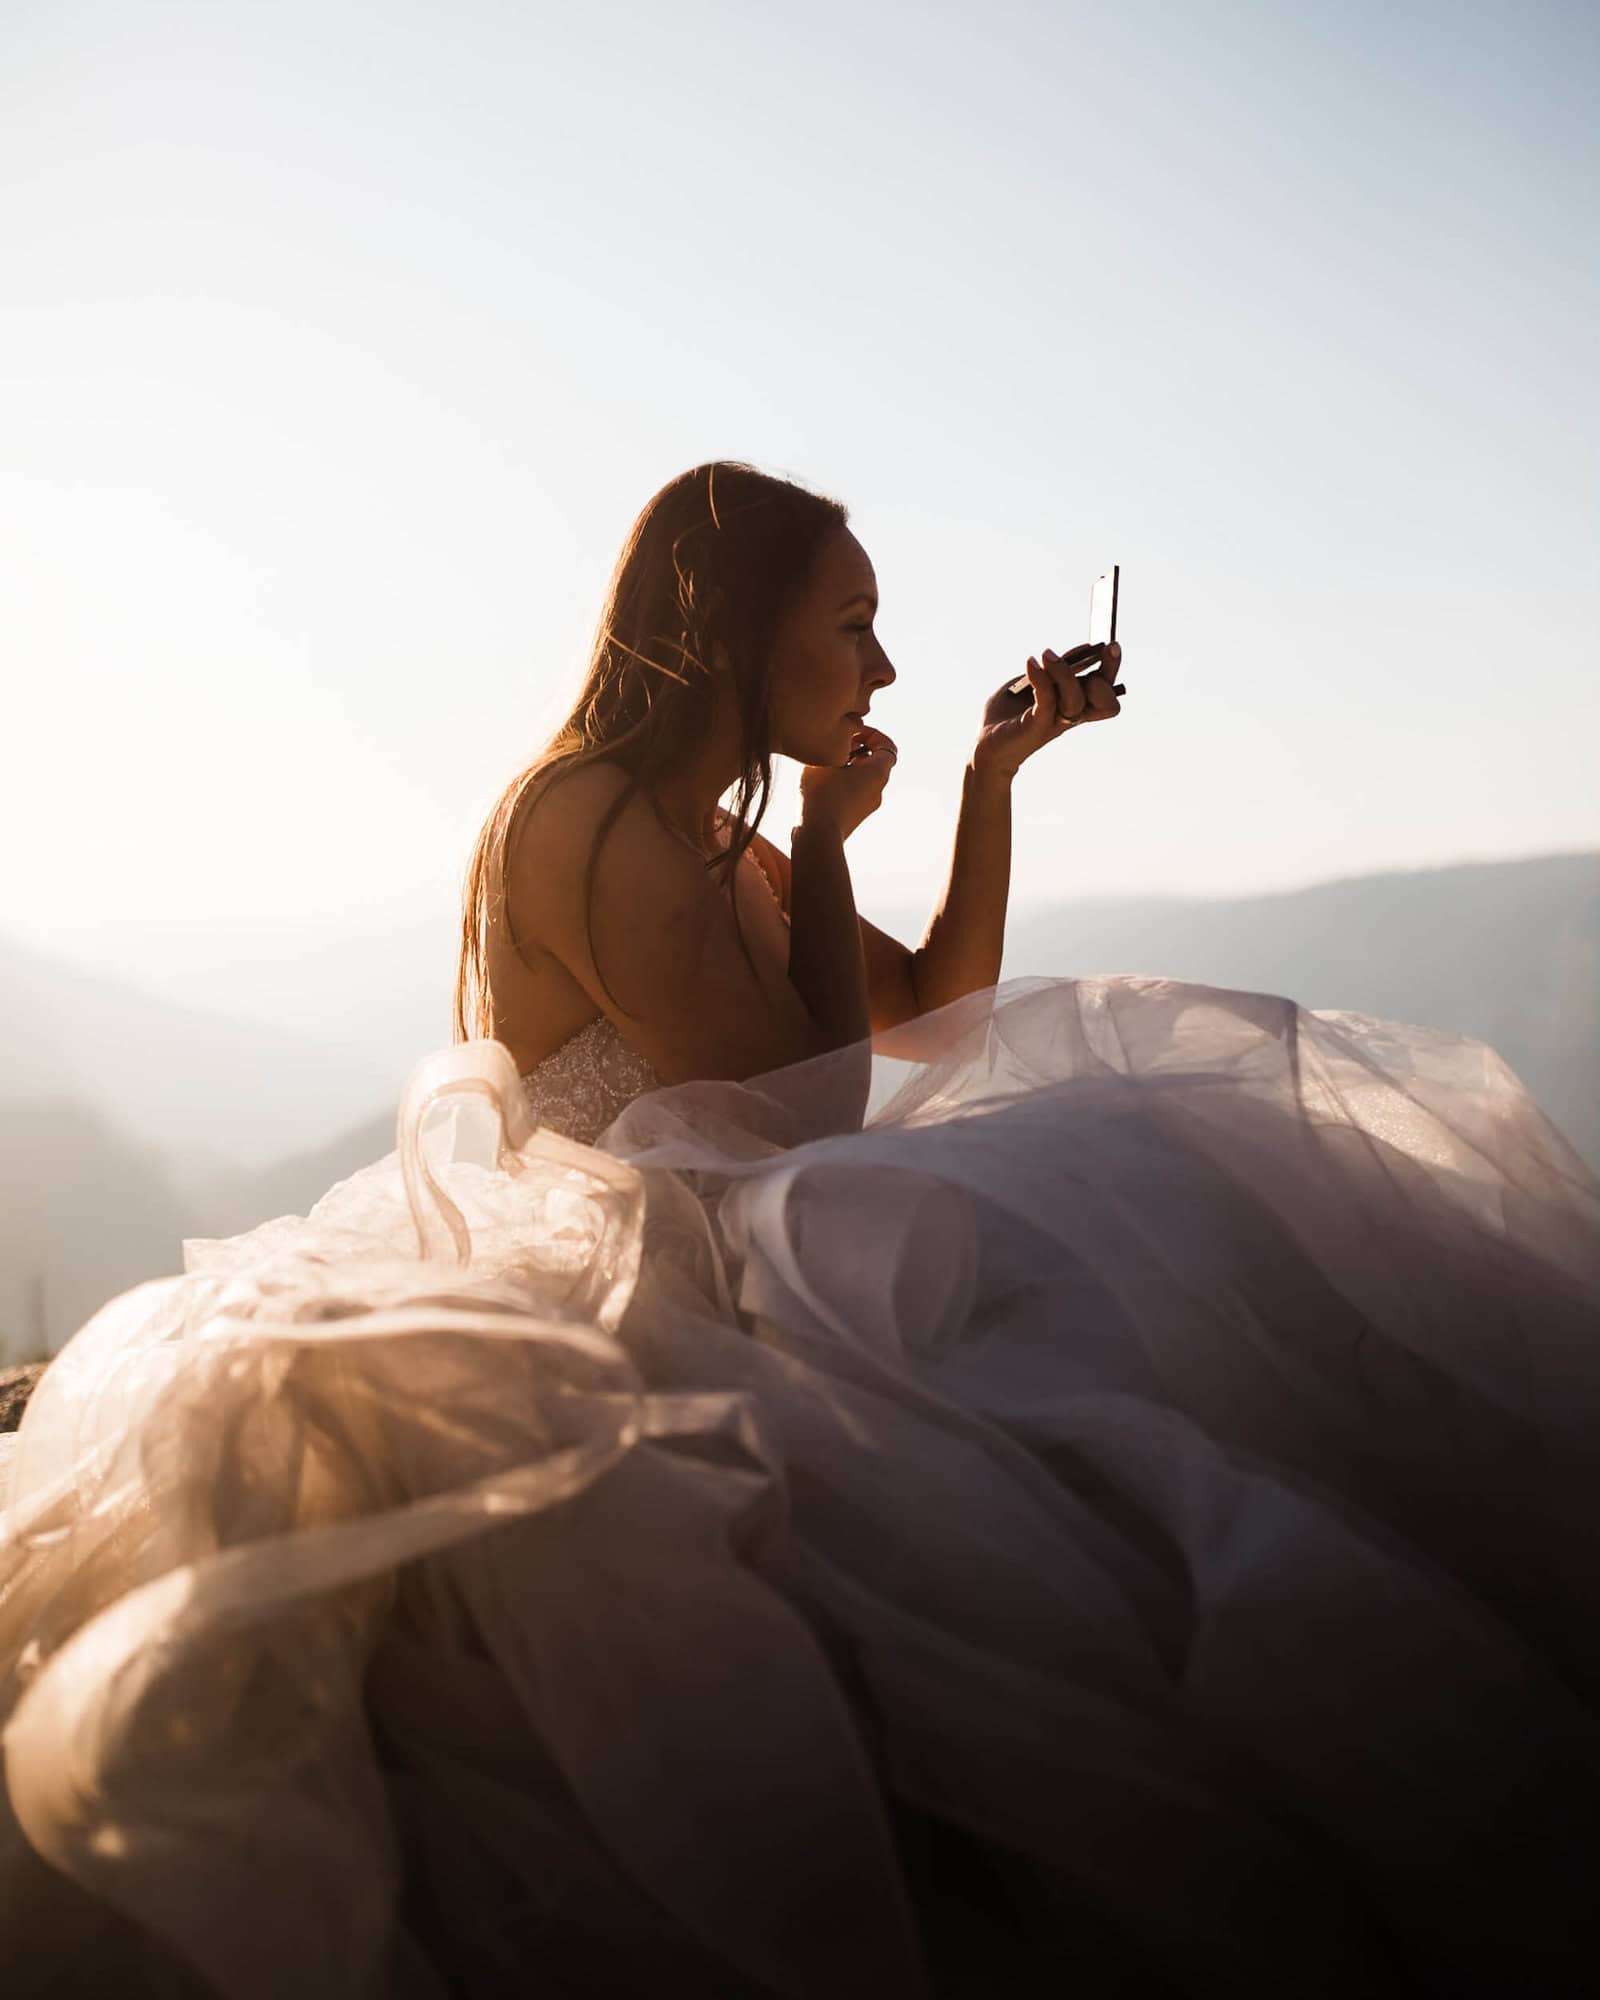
[453,461,849,1042]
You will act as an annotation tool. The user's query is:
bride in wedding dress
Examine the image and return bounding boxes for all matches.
[3,460,1597,1999]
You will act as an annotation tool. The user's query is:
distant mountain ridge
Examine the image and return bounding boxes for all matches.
[0,932,402,1168]
[2,849,1594,1361]
[1003,848,1598,1174]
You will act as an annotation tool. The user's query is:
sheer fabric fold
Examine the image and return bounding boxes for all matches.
[3,973,1598,1996]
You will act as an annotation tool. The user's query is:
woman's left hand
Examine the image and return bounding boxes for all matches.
[970,641,1124,779]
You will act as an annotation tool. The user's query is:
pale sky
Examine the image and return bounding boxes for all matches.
[3,0,1595,991]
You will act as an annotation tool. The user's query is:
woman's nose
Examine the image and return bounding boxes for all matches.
[870,649,896,691]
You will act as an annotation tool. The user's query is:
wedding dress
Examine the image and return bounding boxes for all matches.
[2,856,1598,1996]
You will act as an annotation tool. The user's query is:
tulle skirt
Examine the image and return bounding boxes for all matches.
[3,974,1597,1998]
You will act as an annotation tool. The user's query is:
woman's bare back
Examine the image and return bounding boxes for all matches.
[489,767,794,1080]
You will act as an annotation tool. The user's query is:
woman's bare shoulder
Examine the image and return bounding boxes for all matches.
[507,759,715,950]
[501,761,630,949]
[503,767,822,1082]
[512,760,675,894]
[514,757,637,849]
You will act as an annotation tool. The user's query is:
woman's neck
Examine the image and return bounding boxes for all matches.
[646,681,743,855]
[649,787,729,857]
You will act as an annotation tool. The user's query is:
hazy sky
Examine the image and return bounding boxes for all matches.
[3,0,1595,988]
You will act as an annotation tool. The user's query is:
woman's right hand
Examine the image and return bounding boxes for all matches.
[797,725,899,842]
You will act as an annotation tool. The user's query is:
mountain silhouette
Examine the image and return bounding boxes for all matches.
[1002,849,1597,1172]
[3,849,1593,1363]
[0,932,402,1169]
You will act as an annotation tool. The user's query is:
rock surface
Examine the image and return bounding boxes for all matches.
[0,1363,46,1433]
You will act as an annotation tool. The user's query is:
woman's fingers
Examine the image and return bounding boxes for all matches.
[848,723,899,766]
[1044,643,1123,724]
[1084,673,1119,715]
[848,724,900,773]
[1042,650,1088,723]
[1025,656,1062,725]
[1089,640,1124,715]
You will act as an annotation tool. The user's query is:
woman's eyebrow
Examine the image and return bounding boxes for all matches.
[838,592,879,611]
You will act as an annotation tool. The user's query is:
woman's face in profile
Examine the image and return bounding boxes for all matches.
[766,527,896,767]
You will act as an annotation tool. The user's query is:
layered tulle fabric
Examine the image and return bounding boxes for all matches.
[2,974,1598,1997]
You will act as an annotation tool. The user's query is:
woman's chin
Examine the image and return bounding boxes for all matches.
[776,728,855,767]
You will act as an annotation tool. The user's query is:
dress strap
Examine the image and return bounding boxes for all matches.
[744,844,791,928]
[660,806,790,929]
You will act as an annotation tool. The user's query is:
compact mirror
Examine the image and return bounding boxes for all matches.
[1005,564,1119,696]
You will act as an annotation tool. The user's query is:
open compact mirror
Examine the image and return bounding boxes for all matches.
[1006,564,1119,696]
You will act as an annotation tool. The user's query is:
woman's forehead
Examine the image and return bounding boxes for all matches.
[817,529,876,600]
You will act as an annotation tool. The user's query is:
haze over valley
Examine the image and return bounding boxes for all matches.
[3,848,1594,1363]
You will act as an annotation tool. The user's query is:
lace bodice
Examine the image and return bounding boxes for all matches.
[519,1014,664,1148]
[519,835,788,1145]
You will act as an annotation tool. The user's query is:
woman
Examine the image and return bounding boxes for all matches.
[2,463,1597,1999]
[456,460,1123,1122]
